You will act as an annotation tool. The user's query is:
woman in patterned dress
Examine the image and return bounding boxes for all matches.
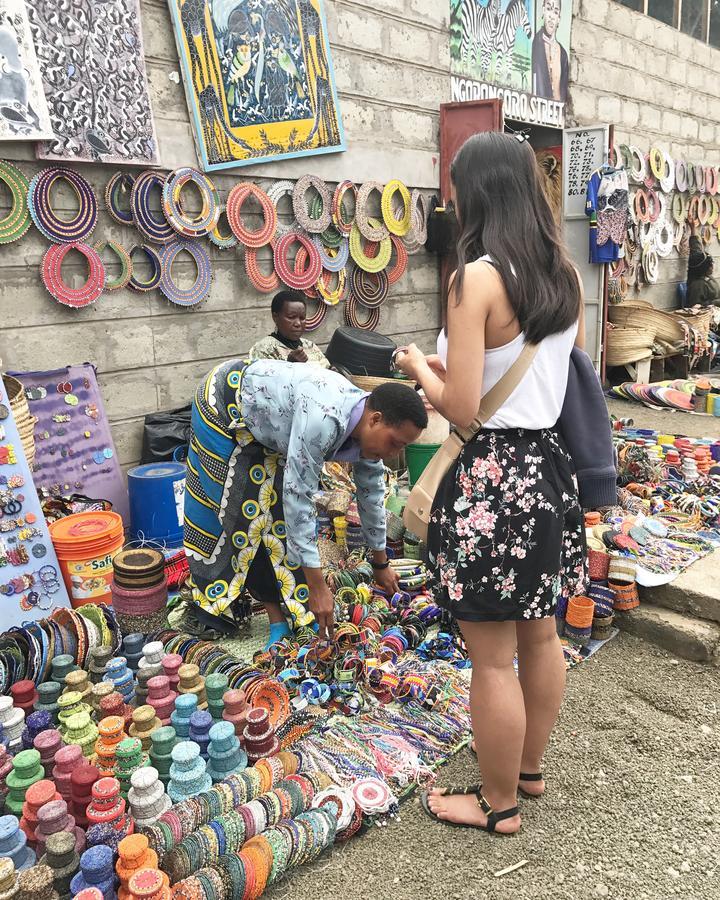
[249,290,330,367]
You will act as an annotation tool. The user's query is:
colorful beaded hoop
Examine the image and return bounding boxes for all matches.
[41,242,106,309]
[94,240,133,291]
[332,180,356,235]
[266,180,297,236]
[159,241,213,307]
[208,205,238,250]
[128,244,163,292]
[0,161,30,244]
[311,235,349,272]
[294,247,329,331]
[245,242,280,293]
[350,267,389,308]
[303,298,327,332]
[349,220,392,273]
[316,268,347,306]
[105,172,136,226]
[293,175,331,233]
[131,171,176,244]
[355,181,389,241]
[163,167,221,238]
[344,292,379,331]
[387,235,408,284]
[381,180,411,236]
[29,167,98,243]
[226,183,277,248]
[274,232,322,290]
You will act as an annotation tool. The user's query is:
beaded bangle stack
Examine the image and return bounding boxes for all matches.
[162,167,220,238]
[0,161,31,244]
[226,183,277,248]
[29,167,98,243]
[131,171,175,244]
[41,243,106,309]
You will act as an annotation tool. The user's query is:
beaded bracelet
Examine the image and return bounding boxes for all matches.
[128,244,163,292]
[0,161,31,244]
[349,220,391,273]
[226,182,277,248]
[344,292,380,331]
[104,172,136,226]
[266,180,298,236]
[355,181,390,241]
[163,167,221,238]
[244,242,279,293]
[293,175,332,233]
[94,240,133,291]
[131,171,176,244]
[332,180,356,234]
[29,167,98,243]
[207,205,238,250]
[381,180,411,236]
[159,240,212,307]
[41,242,106,308]
[274,232,322,290]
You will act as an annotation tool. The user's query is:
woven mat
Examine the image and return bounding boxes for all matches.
[216,612,271,660]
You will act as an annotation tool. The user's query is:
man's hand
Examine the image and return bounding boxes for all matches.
[304,567,334,640]
[287,348,308,363]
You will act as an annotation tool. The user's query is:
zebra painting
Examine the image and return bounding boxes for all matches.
[493,0,532,85]
[458,0,497,78]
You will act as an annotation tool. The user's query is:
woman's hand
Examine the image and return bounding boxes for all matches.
[304,568,334,640]
[394,343,427,381]
[288,347,309,363]
[373,565,400,595]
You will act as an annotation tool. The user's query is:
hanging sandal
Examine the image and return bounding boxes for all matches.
[420,785,519,835]
[518,772,544,799]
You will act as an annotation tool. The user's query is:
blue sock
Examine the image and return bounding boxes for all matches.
[266,620,292,649]
[310,621,319,633]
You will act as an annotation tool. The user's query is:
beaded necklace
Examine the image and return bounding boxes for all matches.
[128,244,163,292]
[349,220,391,273]
[104,172,136,226]
[350,267,389,308]
[41,242,106,308]
[266,180,298,236]
[0,161,30,244]
[94,240,133,291]
[163,167,221,238]
[29,167,98,243]
[274,232,322,291]
[244,242,279,293]
[381,179,411,236]
[293,175,331,233]
[387,235,408,284]
[207,205,238,250]
[131,171,176,244]
[159,241,212,307]
[332,180,356,235]
[226,182,277,248]
[355,181,390,241]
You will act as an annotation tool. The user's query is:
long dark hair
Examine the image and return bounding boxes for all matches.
[448,132,580,344]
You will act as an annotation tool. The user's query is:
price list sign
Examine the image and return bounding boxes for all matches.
[563,127,609,219]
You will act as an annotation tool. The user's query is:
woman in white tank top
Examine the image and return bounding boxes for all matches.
[397,132,587,835]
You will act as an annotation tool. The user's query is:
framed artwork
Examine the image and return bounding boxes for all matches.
[167,0,345,172]
[0,0,53,141]
[28,0,160,165]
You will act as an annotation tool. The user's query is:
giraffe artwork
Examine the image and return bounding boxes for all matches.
[167,0,345,172]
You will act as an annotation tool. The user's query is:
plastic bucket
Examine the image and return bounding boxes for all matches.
[406,443,441,487]
[127,462,186,547]
[49,511,125,608]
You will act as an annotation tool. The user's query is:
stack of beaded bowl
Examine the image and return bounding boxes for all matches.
[11,682,38,718]
[161,655,182,693]
[19,779,59,848]
[148,728,175,789]
[56,693,90,740]
[39,830,80,899]
[51,656,76,684]
[99,691,133,730]
[0,814,36,870]
[127,867,170,900]
[170,695,197,739]
[94,716,127,777]
[35,683,63,725]
[86,647,113,686]
[128,767,171,828]
[69,846,115,899]
[86,777,128,834]
[35,797,85,856]
[114,739,148,801]
[221,689,249,737]
[204,674,228,722]
[243,707,280,763]
[115,833,158,900]
[206,721,247,783]
[6,752,45,817]
[21,712,52,752]
[177,665,206,709]
[15,862,56,900]
[69,764,99,831]
[63,670,92,706]
[145,677,176,727]
[103,659,135,706]
[167,741,211,803]
[128,707,161,752]
[111,548,168,637]
[0,697,25,753]
[52,746,83,802]
[122,635,145,673]
[187,711,212,760]
[62,713,98,759]
[90,683,114,718]
[34,730,63,779]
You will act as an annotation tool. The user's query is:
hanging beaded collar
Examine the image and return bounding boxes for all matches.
[226,183,277,248]
[293,175,332,233]
[104,172,136,226]
[244,242,279,293]
[304,297,328,331]
[94,240,133,291]
[344,292,380,331]
[355,181,390,241]
[402,190,428,253]
[351,267,389,309]
[128,244,163,292]
[332,180,356,235]
[0,161,31,244]
[274,232,322,291]
[207,205,238,250]
[131,171,176,244]
[41,242,106,308]
[387,236,408,284]
[266,180,298,237]
[159,240,212,307]
[163,167,221,238]
[311,235,348,272]
[349,219,391,273]
[381,180,411,237]
[29,167,98,243]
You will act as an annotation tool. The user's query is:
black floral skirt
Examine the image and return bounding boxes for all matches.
[428,429,586,622]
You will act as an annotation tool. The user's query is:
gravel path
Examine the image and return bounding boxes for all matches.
[268,632,719,900]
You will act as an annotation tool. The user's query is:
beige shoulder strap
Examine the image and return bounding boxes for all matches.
[456,343,539,441]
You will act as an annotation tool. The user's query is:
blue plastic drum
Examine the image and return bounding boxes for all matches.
[127,461,186,547]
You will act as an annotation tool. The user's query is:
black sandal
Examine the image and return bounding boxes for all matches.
[518,772,544,799]
[420,785,519,835]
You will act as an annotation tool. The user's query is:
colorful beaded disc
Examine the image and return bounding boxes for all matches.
[41,242,106,308]
[0,161,31,244]
[159,240,212,307]
[29,167,98,243]
[131,171,176,244]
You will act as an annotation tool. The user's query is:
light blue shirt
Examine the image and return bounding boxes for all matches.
[240,360,387,568]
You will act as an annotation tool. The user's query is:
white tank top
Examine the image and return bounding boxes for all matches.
[436,256,578,430]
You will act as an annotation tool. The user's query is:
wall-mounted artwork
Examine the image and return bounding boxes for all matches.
[28,0,160,165]
[168,0,345,172]
[0,0,52,140]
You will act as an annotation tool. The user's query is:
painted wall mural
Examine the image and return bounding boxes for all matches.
[168,0,345,172]
[28,0,159,165]
[0,0,53,141]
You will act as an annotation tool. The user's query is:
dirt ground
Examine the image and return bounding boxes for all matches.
[267,632,720,900]
[606,397,719,440]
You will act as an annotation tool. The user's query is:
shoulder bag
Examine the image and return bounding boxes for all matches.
[403,343,538,542]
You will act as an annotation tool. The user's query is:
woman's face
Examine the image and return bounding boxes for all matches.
[273,300,306,340]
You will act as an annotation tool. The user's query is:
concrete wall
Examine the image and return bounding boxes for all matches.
[0,0,446,472]
[567,0,720,309]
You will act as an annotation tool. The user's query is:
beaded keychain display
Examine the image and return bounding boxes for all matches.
[244,242,280,293]
[349,220,392,273]
[104,172,136,226]
[159,240,212,307]
[226,182,277,248]
[355,181,390,241]
[163,167,221,238]
[332,180,356,235]
[350,267,389,308]
[293,175,332,233]
[128,244,163,292]
[381,180,411,236]
[94,240,133,291]
[41,242,106,308]
[207,205,238,250]
[29,167,98,243]
[344,292,380,331]
[274,232,322,290]
[131,171,176,244]
[266,180,298,236]
[0,161,31,244]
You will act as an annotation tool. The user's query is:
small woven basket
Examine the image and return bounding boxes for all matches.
[3,374,37,466]
[591,614,615,641]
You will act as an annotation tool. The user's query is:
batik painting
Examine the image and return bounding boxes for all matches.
[0,0,52,140]
[168,0,345,172]
[28,0,159,165]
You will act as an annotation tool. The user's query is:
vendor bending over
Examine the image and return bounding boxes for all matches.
[249,290,330,367]
[183,359,427,643]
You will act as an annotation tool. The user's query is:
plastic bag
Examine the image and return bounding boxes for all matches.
[140,404,192,464]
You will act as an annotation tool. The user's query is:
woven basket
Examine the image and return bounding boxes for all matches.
[3,374,36,466]
[605,326,654,367]
[351,374,409,392]
[609,302,684,343]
